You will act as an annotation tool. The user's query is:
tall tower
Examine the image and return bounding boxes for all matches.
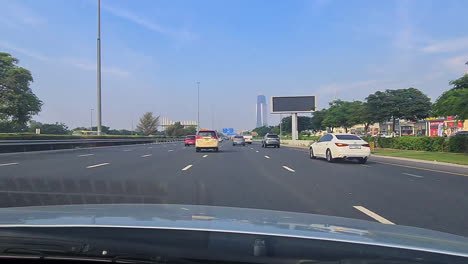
[256,94,268,127]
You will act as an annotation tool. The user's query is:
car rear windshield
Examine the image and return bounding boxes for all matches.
[198,131,216,137]
[186,136,195,139]
[234,136,243,138]
[267,135,279,138]
[335,135,361,140]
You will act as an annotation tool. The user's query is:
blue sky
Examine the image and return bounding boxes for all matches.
[1,0,467,131]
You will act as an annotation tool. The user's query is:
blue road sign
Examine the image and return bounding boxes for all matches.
[223,128,235,136]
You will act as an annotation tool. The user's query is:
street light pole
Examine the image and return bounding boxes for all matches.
[97,0,102,135]
[197,81,200,131]
[90,109,94,131]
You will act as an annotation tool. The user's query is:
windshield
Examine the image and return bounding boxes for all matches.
[198,131,216,137]
[1,0,468,260]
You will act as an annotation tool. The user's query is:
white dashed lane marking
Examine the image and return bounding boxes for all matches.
[402,172,423,178]
[202,155,208,158]
[282,166,295,172]
[141,154,152,158]
[78,154,94,157]
[0,163,18,167]
[86,163,110,169]
[265,156,270,159]
[182,165,193,171]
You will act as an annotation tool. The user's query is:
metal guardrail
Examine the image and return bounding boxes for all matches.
[0,138,184,153]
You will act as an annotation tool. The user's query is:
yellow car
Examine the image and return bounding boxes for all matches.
[196,130,219,152]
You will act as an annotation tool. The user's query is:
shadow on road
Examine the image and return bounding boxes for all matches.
[0,176,169,208]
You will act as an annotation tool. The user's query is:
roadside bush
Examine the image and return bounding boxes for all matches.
[448,135,468,153]
[375,136,457,152]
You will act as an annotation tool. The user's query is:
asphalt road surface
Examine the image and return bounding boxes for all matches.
[0,141,467,237]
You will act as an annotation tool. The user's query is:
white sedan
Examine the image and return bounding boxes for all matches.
[309,133,371,164]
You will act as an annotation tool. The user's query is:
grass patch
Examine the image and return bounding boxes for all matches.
[372,148,468,165]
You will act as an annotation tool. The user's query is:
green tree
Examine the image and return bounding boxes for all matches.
[252,126,280,137]
[29,121,69,135]
[366,88,431,133]
[433,74,468,120]
[322,100,362,133]
[253,126,273,137]
[270,126,280,135]
[310,109,327,133]
[182,126,197,136]
[280,116,312,133]
[91,125,110,133]
[354,101,379,134]
[136,112,159,136]
[165,122,185,137]
[0,53,42,130]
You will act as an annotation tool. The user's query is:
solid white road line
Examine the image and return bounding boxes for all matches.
[282,166,295,172]
[402,172,424,178]
[265,156,270,159]
[0,162,18,167]
[182,165,193,171]
[148,147,153,149]
[361,165,371,168]
[353,206,395,225]
[202,155,208,158]
[168,150,174,152]
[141,154,152,157]
[123,149,133,152]
[86,163,110,169]
[78,154,94,157]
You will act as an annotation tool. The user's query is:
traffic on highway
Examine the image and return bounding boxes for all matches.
[1,0,468,263]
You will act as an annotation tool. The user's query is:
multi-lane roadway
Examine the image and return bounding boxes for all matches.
[0,141,467,237]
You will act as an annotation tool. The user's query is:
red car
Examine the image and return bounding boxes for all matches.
[184,135,196,146]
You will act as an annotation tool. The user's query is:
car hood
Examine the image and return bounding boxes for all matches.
[0,204,466,257]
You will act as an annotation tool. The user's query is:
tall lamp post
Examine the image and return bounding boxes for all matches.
[197,81,200,131]
[97,0,102,135]
[90,109,94,131]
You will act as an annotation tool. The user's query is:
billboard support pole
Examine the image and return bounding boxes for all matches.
[292,113,298,140]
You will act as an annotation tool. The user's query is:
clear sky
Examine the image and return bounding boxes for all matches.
[1,0,467,131]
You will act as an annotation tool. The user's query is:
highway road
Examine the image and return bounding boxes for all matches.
[0,141,467,237]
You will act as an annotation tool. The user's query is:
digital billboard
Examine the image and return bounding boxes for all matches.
[271,96,317,113]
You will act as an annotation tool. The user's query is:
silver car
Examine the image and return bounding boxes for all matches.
[232,135,245,146]
[262,133,280,148]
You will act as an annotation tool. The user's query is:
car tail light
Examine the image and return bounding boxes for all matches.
[196,136,202,139]
[335,143,349,147]
[213,136,218,139]
[362,144,370,147]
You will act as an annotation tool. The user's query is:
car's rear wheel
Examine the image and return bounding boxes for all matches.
[309,148,316,159]
[326,149,334,163]
[277,145,280,148]
[196,148,200,152]
[359,157,368,164]
[261,143,264,148]
[215,148,219,152]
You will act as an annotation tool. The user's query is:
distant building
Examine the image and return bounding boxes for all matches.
[160,117,197,131]
[256,94,268,127]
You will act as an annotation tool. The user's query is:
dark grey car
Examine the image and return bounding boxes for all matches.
[262,133,280,148]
